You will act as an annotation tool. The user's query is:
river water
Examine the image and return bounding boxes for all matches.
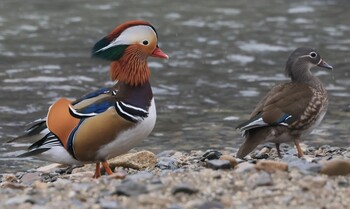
[0,0,349,173]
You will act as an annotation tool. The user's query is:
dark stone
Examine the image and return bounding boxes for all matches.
[172,184,198,195]
[114,180,148,197]
[206,160,231,170]
[200,150,222,161]
[196,201,224,209]
[156,157,178,170]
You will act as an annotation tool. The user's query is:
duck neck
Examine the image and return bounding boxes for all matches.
[109,46,150,86]
[289,63,323,90]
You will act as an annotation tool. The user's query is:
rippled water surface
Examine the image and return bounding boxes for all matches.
[1,0,349,173]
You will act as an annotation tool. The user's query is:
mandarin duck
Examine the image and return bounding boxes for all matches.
[236,47,332,159]
[11,20,168,178]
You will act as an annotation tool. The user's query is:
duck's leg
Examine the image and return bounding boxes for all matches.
[93,163,101,178]
[275,143,282,158]
[294,139,304,158]
[101,161,113,175]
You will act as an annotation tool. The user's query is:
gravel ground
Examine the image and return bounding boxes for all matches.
[1,145,350,209]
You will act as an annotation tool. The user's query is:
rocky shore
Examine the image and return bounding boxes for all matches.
[1,145,350,209]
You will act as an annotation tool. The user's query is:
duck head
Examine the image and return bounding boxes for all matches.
[92,20,168,86]
[285,47,332,83]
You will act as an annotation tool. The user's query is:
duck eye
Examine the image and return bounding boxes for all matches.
[309,52,317,58]
[142,40,149,45]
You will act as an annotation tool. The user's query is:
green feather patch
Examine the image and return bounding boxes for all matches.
[92,37,129,61]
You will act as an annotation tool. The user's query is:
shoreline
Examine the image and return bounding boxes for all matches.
[1,145,350,209]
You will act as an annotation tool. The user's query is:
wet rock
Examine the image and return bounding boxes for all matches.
[255,160,288,172]
[219,155,238,168]
[20,172,41,184]
[114,180,148,197]
[200,150,223,161]
[172,184,198,195]
[197,201,224,209]
[320,159,350,176]
[108,150,157,170]
[157,157,178,170]
[247,171,273,188]
[206,160,231,170]
[234,162,256,173]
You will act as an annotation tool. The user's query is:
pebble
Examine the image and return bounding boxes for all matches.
[234,162,256,173]
[255,160,288,172]
[206,160,231,170]
[157,157,178,170]
[114,180,148,197]
[172,184,198,195]
[247,171,273,188]
[299,176,327,190]
[1,147,350,209]
[108,150,157,170]
[197,201,224,209]
[320,159,350,176]
[219,155,238,168]
[20,172,41,184]
[200,150,222,161]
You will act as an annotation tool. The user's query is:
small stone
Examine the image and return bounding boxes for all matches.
[206,160,231,170]
[320,159,350,176]
[200,150,223,161]
[284,155,321,173]
[219,155,238,168]
[172,184,198,195]
[255,147,270,159]
[109,150,157,170]
[247,171,273,188]
[5,195,31,205]
[114,180,148,197]
[0,182,27,190]
[234,162,256,173]
[1,174,20,184]
[255,160,288,172]
[157,157,178,170]
[20,172,41,184]
[197,201,224,209]
[299,176,327,190]
[33,181,48,190]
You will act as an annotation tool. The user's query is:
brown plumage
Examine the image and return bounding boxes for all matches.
[236,47,332,159]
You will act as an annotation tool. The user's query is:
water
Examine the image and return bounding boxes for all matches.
[1,0,349,173]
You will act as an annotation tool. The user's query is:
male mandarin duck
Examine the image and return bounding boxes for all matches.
[236,47,332,159]
[11,20,168,178]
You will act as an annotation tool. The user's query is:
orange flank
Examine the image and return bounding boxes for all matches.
[46,98,80,148]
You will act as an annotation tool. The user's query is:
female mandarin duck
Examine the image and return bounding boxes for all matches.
[236,47,332,159]
[12,20,168,178]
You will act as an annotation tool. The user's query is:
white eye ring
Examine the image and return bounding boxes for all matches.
[309,52,317,58]
[142,40,149,45]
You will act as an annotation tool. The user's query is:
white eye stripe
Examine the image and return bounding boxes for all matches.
[96,25,156,53]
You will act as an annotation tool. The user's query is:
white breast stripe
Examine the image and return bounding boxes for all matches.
[119,101,148,114]
[116,102,142,122]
